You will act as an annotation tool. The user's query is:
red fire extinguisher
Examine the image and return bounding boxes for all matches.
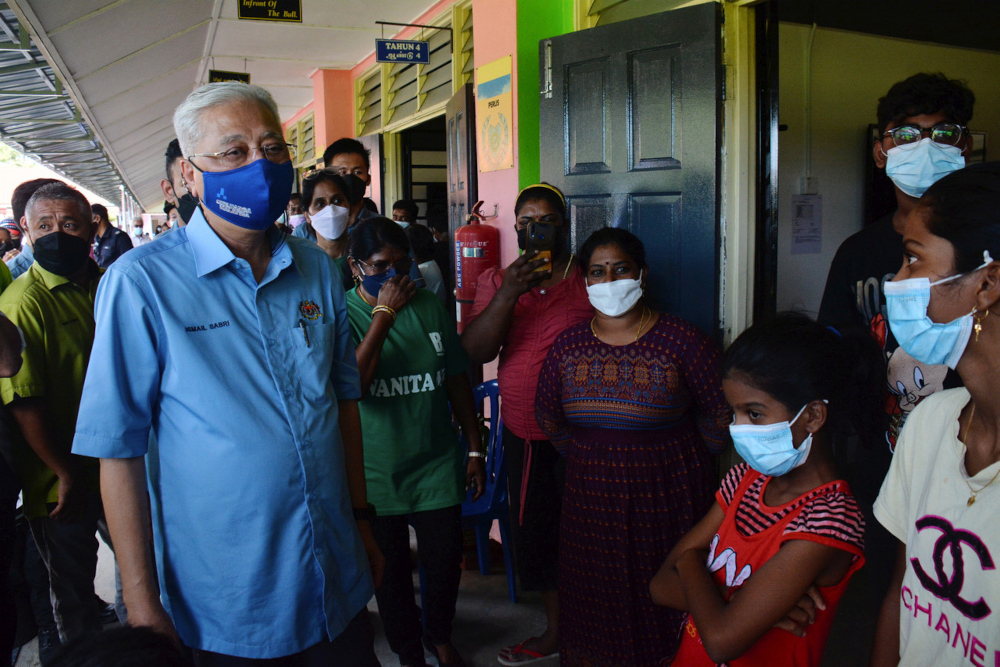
[454,200,499,332]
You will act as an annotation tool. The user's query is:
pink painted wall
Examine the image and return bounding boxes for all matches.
[471,0,520,269]
[471,0,519,383]
[282,102,314,131]
[312,69,354,153]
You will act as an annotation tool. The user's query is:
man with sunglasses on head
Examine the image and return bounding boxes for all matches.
[817,72,975,612]
[72,82,381,666]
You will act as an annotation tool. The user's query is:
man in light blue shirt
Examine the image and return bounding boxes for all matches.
[73,83,382,665]
[5,243,31,280]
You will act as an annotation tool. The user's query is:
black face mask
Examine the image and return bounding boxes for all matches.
[177,193,199,225]
[516,226,528,251]
[32,231,91,277]
[0,240,13,255]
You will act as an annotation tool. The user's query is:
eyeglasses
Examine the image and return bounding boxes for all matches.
[187,142,296,169]
[883,123,966,150]
[357,257,412,275]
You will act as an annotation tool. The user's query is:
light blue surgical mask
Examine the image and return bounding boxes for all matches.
[884,138,965,198]
[730,402,824,477]
[884,252,993,369]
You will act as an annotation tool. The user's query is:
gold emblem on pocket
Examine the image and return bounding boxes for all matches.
[299,300,321,321]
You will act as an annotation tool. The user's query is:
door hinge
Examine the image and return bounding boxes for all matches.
[720,63,727,101]
[541,40,553,99]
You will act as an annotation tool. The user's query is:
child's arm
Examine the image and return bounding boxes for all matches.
[869,540,906,667]
[650,501,725,610]
[675,537,856,664]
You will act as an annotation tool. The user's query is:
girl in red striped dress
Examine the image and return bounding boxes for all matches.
[650,313,883,666]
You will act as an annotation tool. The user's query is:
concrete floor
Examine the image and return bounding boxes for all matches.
[13,535,878,667]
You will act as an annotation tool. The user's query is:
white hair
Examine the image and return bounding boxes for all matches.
[172,82,281,157]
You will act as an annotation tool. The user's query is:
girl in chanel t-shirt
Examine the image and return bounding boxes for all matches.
[872,163,1000,666]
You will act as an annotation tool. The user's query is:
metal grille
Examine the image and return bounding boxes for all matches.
[0,6,132,207]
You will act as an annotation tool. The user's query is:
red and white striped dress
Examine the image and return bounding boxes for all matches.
[672,464,865,666]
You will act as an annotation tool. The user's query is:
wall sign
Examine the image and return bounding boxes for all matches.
[791,194,822,254]
[375,39,430,64]
[237,0,301,23]
[208,70,250,84]
[476,56,513,172]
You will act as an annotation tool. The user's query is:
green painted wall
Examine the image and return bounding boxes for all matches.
[515,0,574,188]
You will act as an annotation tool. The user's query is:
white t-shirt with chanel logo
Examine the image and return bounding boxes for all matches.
[875,387,1000,667]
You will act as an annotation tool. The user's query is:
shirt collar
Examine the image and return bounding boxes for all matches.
[31,258,101,291]
[186,206,297,279]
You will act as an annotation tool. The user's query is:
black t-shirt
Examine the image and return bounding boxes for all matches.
[818,213,960,451]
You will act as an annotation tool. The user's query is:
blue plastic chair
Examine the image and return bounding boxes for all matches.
[460,379,517,603]
[419,379,517,617]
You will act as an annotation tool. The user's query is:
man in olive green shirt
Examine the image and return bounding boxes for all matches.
[0,182,102,642]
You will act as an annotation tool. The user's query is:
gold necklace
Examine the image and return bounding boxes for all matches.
[356,284,375,307]
[960,402,1000,506]
[590,306,650,343]
[562,253,575,280]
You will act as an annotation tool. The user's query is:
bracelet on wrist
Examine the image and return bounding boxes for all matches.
[371,305,396,322]
[467,451,486,459]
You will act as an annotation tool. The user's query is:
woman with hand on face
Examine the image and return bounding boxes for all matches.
[535,228,730,666]
[346,217,485,667]
[460,183,593,665]
[870,162,1000,667]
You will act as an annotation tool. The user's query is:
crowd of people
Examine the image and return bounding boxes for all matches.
[0,70,997,667]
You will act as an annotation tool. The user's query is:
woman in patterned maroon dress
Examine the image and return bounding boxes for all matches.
[535,228,730,666]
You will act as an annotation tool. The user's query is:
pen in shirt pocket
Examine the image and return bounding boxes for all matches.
[298,319,310,348]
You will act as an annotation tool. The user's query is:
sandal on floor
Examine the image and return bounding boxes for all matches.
[496,638,559,666]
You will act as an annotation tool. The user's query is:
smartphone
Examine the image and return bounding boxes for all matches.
[526,222,557,273]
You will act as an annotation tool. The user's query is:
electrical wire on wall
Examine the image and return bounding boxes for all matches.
[803,22,816,192]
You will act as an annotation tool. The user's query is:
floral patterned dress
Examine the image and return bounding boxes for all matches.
[535,314,730,666]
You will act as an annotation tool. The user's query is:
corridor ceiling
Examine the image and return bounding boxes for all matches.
[3,0,437,209]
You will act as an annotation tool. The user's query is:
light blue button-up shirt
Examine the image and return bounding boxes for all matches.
[73,209,372,658]
[6,243,32,279]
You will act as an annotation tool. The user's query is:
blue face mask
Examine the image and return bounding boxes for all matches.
[730,403,822,477]
[884,138,965,199]
[884,252,993,369]
[200,159,293,231]
[362,268,397,298]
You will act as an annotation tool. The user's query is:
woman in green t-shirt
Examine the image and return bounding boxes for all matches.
[346,217,486,667]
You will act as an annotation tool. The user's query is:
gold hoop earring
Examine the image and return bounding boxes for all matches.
[974,308,989,342]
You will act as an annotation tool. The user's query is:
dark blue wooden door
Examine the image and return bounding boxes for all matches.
[539,3,721,335]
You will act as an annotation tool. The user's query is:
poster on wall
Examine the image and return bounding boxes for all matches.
[476,56,513,172]
[791,194,822,254]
